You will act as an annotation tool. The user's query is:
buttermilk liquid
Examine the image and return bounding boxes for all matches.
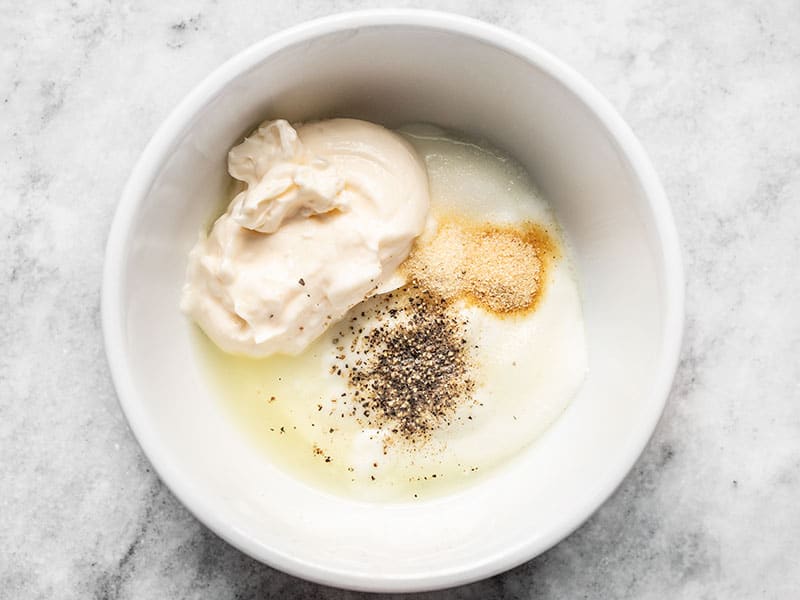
[195,125,587,501]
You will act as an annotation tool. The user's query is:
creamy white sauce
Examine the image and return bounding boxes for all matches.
[196,125,587,501]
[182,119,430,357]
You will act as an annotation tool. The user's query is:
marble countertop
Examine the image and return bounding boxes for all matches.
[3,1,799,597]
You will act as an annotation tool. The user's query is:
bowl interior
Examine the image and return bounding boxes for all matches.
[107,16,680,592]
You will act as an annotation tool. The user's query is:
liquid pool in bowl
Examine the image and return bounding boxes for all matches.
[194,124,587,502]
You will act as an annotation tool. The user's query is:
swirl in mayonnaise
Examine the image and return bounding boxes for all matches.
[181,119,431,357]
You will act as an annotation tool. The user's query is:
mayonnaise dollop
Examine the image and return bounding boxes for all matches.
[181,119,430,357]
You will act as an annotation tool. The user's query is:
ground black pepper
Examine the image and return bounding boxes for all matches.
[331,286,475,439]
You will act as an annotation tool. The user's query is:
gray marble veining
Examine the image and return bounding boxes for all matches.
[2,1,799,598]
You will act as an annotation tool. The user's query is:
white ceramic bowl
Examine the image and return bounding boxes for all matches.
[103,10,683,593]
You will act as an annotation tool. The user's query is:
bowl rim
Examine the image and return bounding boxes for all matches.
[102,8,685,593]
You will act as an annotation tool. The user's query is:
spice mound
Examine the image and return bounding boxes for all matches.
[330,289,475,440]
[403,219,558,314]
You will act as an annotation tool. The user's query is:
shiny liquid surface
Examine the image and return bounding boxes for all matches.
[195,126,587,501]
